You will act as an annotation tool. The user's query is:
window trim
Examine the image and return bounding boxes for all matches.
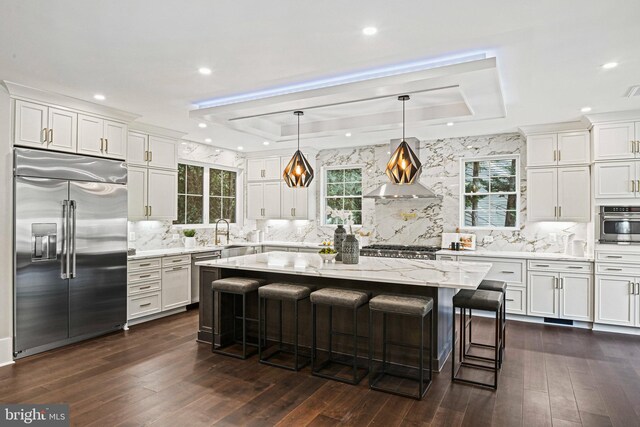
[458,154,520,231]
[321,164,364,227]
[174,159,242,228]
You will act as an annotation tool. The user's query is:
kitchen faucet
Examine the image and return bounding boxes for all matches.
[214,219,230,245]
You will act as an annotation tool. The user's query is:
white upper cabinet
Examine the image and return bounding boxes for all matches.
[593,122,637,161]
[527,134,557,167]
[127,166,148,221]
[148,136,178,170]
[47,107,77,153]
[127,132,148,167]
[247,182,265,219]
[247,157,281,181]
[594,161,637,199]
[557,167,590,222]
[78,114,128,160]
[263,182,282,218]
[147,169,178,221]
[527,131,590,167]
[281,184,309,219]
[557,132,590,166]
[14,100,77,153]
[527,168,558,222]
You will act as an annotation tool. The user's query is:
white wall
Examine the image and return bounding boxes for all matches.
[0,87,14,366]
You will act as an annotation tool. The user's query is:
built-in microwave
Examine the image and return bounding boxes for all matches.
[599,206,640,244]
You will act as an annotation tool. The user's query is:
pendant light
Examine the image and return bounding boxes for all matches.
[385,95,422,184]
[283,111,314,187]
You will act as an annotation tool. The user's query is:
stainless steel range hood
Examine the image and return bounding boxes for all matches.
[364,137,441,200]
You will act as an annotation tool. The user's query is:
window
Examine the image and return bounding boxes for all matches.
[174,163,238,225]
[461,156,519,228]
[324,167,363,225]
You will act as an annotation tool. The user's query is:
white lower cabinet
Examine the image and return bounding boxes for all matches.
[505,286,526,315]
[527,270,593,321]
[161,265,191,310]
[595,275,637,326]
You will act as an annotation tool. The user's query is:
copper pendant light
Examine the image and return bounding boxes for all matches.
[283,111,314,188]
[385,95,422,184]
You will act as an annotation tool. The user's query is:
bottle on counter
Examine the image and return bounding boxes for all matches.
[334,224,347,261]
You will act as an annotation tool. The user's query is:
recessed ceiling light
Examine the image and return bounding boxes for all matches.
[581,107,592,113]
[198,67,212,75]
[215,149,221,153]
[93,94,105,101]
[237,146,243,151]
[446,122,454,126]
[467,145,473,149]
[263,141,270,146]
[345,132,352,137]
[204,138,212,143]
[362,26,378,36]
[198,123,207,128]
[602,62,618,69]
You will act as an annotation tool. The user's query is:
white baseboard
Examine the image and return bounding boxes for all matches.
[593,323,640,335]
[0,336,14,367]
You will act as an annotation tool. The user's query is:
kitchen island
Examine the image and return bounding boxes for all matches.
[196,251,491,370]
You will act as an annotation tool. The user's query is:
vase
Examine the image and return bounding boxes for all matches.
[182,236,196,249]
[342,234,360,264]
[334,225,347,261]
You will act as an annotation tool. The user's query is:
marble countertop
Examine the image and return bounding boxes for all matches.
[436,249,594,262]
[195,251,492,289]
[128,241,324,260]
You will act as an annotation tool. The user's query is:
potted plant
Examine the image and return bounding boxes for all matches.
[182,229,196,249]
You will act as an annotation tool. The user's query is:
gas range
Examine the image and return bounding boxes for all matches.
[360,244,440,260]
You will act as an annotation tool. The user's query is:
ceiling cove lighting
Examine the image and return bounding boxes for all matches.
[283,111,314,188]
[385,95,422,184]
[194,52,488,108]
[93,94,105,101]
[602,62,618,69]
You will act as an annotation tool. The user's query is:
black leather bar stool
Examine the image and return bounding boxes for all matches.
[310,288,371,385]
[211,277,266,359]
[465,280,508,366]
[258,282,314,371]
[452,289,503,389]
[368,294,434,400]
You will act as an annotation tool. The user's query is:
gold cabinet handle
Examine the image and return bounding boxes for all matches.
[148,151,152,162]
[553,150,557,162]
[48,128,53,143]
[105,138,109,152]
[554,206,557,218]
[637,180,640,194]
[139,285,151,290]
[140,302,151,307]
[144,151,148,162]
[632,180,636,193]
[100,138,104,152]
[558,206,562,218]
[148,205,152,216]
[558,150,561,162]
[632,141,636,154]
[42,128,48,143]
[630,281,635,295]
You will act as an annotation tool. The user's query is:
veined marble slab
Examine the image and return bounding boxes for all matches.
[196,251,492,289]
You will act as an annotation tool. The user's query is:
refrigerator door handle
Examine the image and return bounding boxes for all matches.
[69,200,77,278]
[62,200,70,279]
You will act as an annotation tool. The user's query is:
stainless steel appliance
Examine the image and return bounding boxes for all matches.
[14,148,128,358]
[190,250,221,303]
[360,244,440,260]
[599,206,640,244]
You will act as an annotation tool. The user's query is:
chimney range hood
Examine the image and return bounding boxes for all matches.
[364,137,441,200]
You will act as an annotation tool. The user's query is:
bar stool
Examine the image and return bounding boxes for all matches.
[310,288,371,385]
[211,277,266,359]
[452,289,503,389]
[465,280,508,366]
[258,282,314,371]
[368,294,434,400]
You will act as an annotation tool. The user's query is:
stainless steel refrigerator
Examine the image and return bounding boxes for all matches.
[14,148,128,358]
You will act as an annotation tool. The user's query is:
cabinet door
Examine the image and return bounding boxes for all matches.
[595,275,635,326]
[263,157,282,180]
[127,132,148,167]
[148,169,177,220]
[246,182,264,219]
[557,167,590,222]
[77,114,105,157]
[560,274,592,321]
[247,159,265,181]
[594,122,636,161]
[528,272,559,318]
[557,131,590,165]
[263,181,282,218]
[527,168,558,222]
[14,100,48,147]
[148,136,177,170]
[161,265,191,310]
[127,166,148,220]
[47,107,77,153]
[103,120,127,159]
[281,182,295,219]
[505,286,526,315]
[594,161,636,199]
[527,134,558,167]
[294,187,309,219]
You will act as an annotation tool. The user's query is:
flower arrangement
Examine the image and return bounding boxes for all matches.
[327,208,354,234]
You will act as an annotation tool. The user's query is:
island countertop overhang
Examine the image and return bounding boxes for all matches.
[195,251,492,289]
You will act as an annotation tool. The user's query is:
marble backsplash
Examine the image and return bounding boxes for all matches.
[129,133,592,254]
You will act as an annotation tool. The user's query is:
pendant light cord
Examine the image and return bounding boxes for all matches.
[402,97,406,141]
[297,113,300,151]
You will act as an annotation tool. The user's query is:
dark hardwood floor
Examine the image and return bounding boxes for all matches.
[2,308,640,426]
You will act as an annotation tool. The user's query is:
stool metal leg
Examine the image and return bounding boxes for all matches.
[279,300,283,351]
[353,308,358,381]
[328,305,333,362]
[294,298,299,369]
[382,312,387,373]
[419,311,424,397]
[311,303,317,371]
[242,293,247,358]
[258,296,263,361]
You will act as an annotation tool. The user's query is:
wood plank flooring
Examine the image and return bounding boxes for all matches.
[1,308,640,426]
